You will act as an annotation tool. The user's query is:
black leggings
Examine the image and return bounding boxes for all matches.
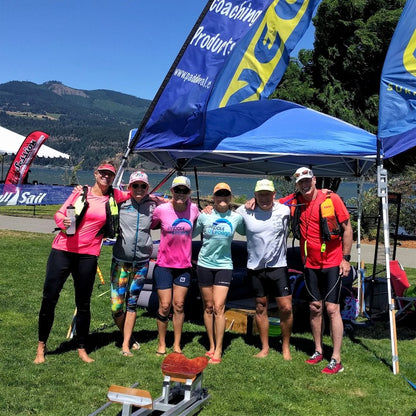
[38,248,98,349]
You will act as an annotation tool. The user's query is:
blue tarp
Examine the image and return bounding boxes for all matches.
[133,99,377,177]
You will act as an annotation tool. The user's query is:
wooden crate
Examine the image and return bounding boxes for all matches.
[225,307,281,335]
[225,308,254,334]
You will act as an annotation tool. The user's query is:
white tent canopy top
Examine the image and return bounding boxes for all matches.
[0,126,70,159]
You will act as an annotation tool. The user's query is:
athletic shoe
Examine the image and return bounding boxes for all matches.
[321,358,344,374]
[305,351,323,365]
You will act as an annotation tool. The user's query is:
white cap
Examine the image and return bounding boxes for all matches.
[171,176,191,190]
[294,167,314,183]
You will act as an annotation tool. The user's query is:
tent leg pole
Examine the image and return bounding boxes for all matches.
[377,165,399,374]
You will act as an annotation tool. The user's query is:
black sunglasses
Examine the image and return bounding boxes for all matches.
[215,190,231,197]
[131,183,148,189]
[173,187,190,194]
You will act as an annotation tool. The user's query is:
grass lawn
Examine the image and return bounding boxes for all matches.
[0,230,415,416]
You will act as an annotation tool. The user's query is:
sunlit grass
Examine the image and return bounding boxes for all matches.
[0,230,415,415]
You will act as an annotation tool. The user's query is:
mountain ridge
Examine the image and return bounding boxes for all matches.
[0,80,151,167]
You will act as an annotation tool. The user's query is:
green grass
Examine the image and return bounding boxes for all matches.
[0,205,60,218]
[0,230,416,416]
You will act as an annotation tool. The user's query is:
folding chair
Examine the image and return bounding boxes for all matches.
[389,260,416,320]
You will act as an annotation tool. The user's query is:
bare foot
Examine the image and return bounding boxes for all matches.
[33,342,46,364]
[282,348,292,361]
[254,348,269,358]
[78,348,95,363]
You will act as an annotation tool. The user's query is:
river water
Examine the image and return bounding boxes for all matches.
[28,166,374,202]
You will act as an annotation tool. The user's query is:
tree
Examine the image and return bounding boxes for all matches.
[273,0,414,171]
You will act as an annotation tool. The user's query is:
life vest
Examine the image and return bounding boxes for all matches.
[61,186,119,238]
[288,191,341,245]
[319,191,341,242]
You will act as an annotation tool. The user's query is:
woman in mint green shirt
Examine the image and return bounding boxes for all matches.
[193,183,244,364]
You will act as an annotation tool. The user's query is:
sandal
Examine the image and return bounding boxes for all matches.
[208,357,222,364]
[121,351,133,357]
[156,351,167,357]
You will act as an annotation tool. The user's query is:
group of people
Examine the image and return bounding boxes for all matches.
[33,162,352,375]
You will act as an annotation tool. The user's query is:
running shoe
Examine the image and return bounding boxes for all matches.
[305,351,323,365]
[321,358,344,374]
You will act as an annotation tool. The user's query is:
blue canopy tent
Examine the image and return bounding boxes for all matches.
[132,99,377,178]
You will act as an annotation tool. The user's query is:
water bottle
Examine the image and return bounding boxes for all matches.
[66,204,76,236]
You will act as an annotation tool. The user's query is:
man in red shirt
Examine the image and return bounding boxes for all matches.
[281,167,352,374]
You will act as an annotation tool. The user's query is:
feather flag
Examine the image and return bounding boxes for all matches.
[134,0,318,151]
[5,131,49,185]
[378,0,416,158]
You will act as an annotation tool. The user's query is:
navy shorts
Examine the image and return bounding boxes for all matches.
[197,265,233,287]
[153,265,192,290]
[248,267,291,298]
[304,266,342,304]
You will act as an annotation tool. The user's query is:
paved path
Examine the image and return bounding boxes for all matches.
[1,214,415,268]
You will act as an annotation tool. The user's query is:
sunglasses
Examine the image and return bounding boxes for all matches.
[173,187,190,194]
[294,169,312,178]
[131,183,148,189]
[214,190,231,197]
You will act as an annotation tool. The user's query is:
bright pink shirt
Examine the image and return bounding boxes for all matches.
[52,187,129,256]
[151,201,199,268]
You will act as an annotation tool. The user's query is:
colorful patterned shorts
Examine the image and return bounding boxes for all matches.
[110,258,149,313]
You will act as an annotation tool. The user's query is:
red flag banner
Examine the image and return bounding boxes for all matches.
[5,131,49,185]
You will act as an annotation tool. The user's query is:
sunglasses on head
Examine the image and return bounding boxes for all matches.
[294,169,312,178]
[173,187,190,194]
[215,190,231,197]
[131,183,148,189]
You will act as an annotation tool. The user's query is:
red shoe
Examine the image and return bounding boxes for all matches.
[321,358,344,374]
[305,351,323,365]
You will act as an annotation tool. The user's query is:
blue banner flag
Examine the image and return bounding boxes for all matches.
[378,0,416,158]
[208,0,319,109]
[0,184,72,206]
[135,0,317,151]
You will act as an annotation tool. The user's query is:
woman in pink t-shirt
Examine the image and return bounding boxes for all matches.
[34,161,129,364]
[151,176,199,356]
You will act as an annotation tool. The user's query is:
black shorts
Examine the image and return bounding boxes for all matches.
[197,265,233,287]
[304,266,342,304]
[248,267,291,298]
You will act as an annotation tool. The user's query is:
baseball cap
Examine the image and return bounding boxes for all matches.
[129,171,149,185]
[171,176,191,190]
[97,163,116,174]
[213,182,231,194]
[294,167,314,183]
[254,179,275,193]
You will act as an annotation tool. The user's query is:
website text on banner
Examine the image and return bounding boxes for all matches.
[135,0,319,151]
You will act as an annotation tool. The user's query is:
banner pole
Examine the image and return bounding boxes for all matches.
[114,1,214,187]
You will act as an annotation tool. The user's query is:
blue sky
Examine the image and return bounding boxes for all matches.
[0,0,316,100]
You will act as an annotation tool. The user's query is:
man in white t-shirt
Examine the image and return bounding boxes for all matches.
[237,179,293,360]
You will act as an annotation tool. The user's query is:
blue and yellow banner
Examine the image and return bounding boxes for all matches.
[378,0,416,158]
[208,0,319,109]
[136,0,317,151]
